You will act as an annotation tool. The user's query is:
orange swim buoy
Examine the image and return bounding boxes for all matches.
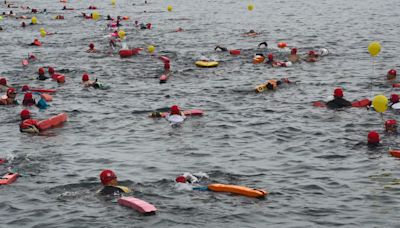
[37,113,68,131]
[208,183,268,198]
[277,42,287,48]
[40,93,53,102]
[389,150,400,158]
[122,16,129,20]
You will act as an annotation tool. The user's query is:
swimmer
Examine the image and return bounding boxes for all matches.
[0,77,9,92]
[305,50,319,62]
[288,48,300,63]
[387,69,396,81]
[258,42,268,48]
[0,87,18,105]
[139,22,146,30]
[244,29,259,36]
[22,92,35,106]
[37,67,48,80]
[175,27,184,32]
[28,53,36,61]
[48,67,55,77]
[367,131,380,146]
[215,45,228,52]
[81,73,96,87]
[256,78,291,93]
[325,88,352,109]
[106,15,112,20]
[165,105,186,124]
[19,110,39,133]
[21,21,26,27]
[98,170,131,195]
[390,94,399,108]
[62,6,74,10]
[385,119,397,134]
[54,15,64,20]
[86,43,97,53]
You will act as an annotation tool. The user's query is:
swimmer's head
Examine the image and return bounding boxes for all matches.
[391,94,399,104]
[89,43,94,50]
[291,48,297,55]
[0,78,7,86]
[38,67,45,76]
[82,73,89,82]
[266,83,274,90]
[249,29,255,33]
[22,85,30,92]
[100,169,117,186]
[385,119,397,133]
[20,109,31,120]
[170,105,180,115]
[308,50,316,56]
[6,87,16,97]
[387,69,397,80]
[333,88,343,98]
[175,176,186,183]
[367,131,380,145]
[48,67,55,75]
[21,21,25,27]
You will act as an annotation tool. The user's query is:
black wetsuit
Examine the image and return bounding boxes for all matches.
[98,186,125,195]
[326,97,352,109]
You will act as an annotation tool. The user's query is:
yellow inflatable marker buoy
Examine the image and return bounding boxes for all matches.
[111,0,116,5]
[368,41,381,57]
[118,30,126,39]
[92,11,100,20]
[195,61,219,68]
[148,45,155,53]
[31,16,37,24]
[40,30,46,38]
[248,4,254,11]
[167,5,173,12]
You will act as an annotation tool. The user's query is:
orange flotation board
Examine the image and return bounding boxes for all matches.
[0,173,19,185]
[277,42,287,48]
[252,56,265,64]
[37,113,68,131]
[389,150,400,158]
[208,183,268,198]
[40,93,53,102]
[149,109,204,118]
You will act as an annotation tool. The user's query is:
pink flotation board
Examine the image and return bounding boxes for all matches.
[37,113,68,131]
[0,173,19,185]
[119,48,143,58]
[313,101,326,107]
[118,197,157,215]
[0,158,6,165]
[159,74,167,83]
[22,59,29,66]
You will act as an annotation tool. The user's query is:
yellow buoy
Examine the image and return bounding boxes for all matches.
[31,16,37,24]
[248,4,254,11]
[40,30,46,38]
[167,5,173,12]
[148,45,155,53]
[92,11,100,20]
[118,30,126,39]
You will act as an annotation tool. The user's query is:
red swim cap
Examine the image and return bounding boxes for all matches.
[48,67,55,75]
[89,43,94,49]
[291,48,297,54]
[7,87,16,95]
[391,94,399,103]
[170,105,180,115]
[100,169,117,185]
[82,74,89,81]
[0,78,7,86]
[24,92,33,100]
[175,176,186,183]
[268,54,273,60]
[309,50,316,56]
[388,69,397,76]
[334,88,343,98]
[146,23,152,29]
[367,131,380,145]
[38,67,45,75]
[22,85,30,92]
[20,109,31,120]
[385,119,397,130]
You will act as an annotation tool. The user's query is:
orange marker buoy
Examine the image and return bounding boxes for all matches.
[277,42,287,48]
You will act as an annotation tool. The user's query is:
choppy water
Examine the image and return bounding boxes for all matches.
[1,0,400,227]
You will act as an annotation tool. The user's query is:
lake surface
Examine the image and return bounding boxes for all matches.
[1,0,400,227]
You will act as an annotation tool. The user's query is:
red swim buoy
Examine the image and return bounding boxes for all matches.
[229,50,241,55]
[389,150,400,158]
[0,158,6,164]
[393,84,400,88]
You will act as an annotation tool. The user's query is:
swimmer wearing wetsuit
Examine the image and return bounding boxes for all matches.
[98,170,131,195]
[326,88,352,109]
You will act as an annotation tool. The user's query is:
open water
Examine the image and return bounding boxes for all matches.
[1,0,400,227]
